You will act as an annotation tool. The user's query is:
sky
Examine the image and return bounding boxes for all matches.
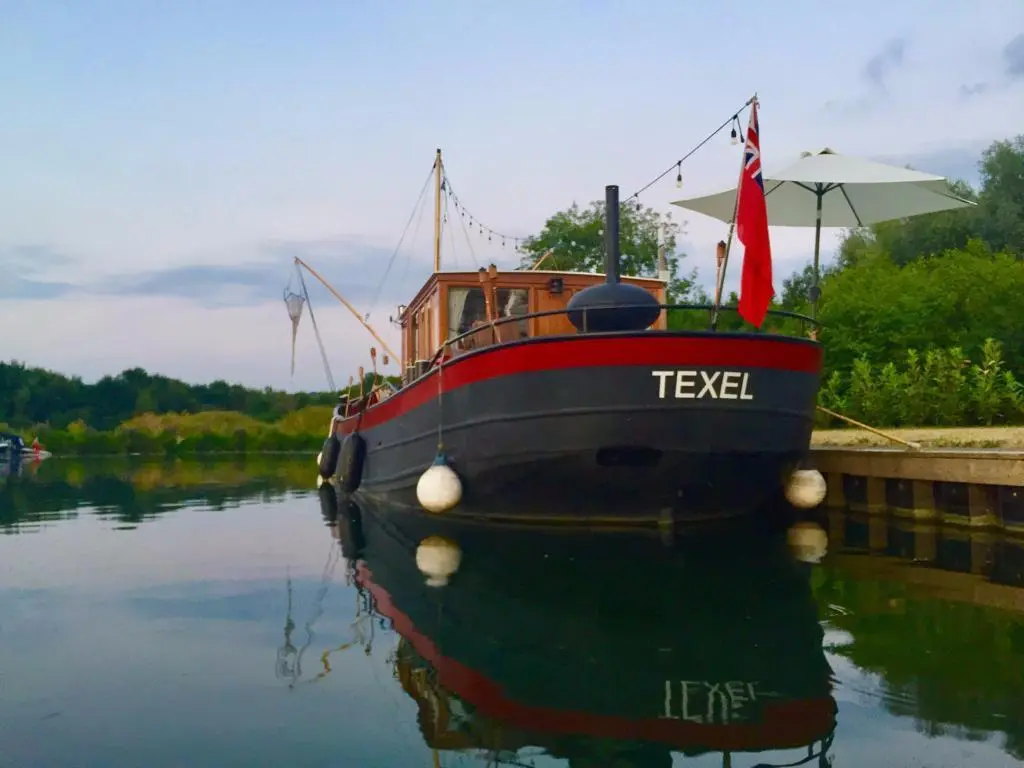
[2,0,1023,392]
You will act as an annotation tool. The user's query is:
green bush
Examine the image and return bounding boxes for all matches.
[817,338,1024,428]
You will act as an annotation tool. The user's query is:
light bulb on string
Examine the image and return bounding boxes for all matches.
[731,121,739,144]
[675,162,683,188]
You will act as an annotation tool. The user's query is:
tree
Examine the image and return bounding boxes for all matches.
[816,241,1024,377]
[517,201,697,301]
[836,179,981,267]
[977,135,1024,255]
[0,360,336,430]
[832,134,1024,268]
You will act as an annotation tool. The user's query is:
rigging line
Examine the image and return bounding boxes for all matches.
[296,264,337,392]
[396,175,432,289]
[622,95,757,204]
[365,161,438,318]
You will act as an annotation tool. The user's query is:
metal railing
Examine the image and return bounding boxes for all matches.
[335,303,821,408]
[424,302,819,369]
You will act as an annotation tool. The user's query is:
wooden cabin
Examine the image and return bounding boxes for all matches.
[397,267,667,383]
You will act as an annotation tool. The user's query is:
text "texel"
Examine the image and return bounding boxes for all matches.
[652,370,754,400]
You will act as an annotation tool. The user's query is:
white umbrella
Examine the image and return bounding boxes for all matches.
[670,148,976,313]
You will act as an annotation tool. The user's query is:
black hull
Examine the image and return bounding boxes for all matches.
[339,332,823,522]
[326,494,837,758]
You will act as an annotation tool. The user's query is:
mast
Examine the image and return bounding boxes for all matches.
[432,148,443,273]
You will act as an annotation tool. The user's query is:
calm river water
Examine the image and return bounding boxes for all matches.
[2,456,1023,767]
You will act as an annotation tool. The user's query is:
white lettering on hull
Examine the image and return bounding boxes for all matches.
[652,370,754,401]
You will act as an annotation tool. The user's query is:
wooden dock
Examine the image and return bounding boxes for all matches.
[808,446,1024,534]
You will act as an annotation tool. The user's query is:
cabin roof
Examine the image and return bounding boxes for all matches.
[400,269,666,312]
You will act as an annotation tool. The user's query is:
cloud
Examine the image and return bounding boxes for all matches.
[958,82,989,99]
[0,244,76,276]
[863,38,908,91]
[1006,33,1024,79]
[872,143,987,187]
[0,236,429,311]
[957,33,1024,98]
[0,294,401,391]
[823,38,910,116]
[0,274,76,300]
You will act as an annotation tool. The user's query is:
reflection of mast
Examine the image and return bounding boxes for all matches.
[275,569,299,685]
[274,538,342,688]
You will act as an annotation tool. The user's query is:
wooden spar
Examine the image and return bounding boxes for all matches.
[293,256,400,363]
[529,248,556,270]
[433,148,443,273]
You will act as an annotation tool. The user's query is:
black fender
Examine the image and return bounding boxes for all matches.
[338,433,367,494]
[318,435,341,479]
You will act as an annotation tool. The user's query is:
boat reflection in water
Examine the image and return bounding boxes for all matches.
[317,486,837,766]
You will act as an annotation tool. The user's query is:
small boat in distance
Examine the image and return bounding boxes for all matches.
[311,147,823,524]
[0,433,50,464]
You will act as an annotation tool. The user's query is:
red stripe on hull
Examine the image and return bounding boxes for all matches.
[357,562,834,752]
[341,334,822,433]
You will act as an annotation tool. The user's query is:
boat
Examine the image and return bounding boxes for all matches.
[309,141,823,524]
[316,489,837,766]
[0,433,51,464]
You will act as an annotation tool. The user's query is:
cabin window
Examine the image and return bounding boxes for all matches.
[448,287,530,340]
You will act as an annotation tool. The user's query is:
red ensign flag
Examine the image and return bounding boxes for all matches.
[735,101,774,327]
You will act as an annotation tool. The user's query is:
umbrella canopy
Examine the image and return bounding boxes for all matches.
[671,148,975,227]
[670,148,976,315]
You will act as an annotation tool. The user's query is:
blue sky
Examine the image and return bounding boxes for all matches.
[2,0,1023,391]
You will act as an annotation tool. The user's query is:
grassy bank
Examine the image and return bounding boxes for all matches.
[812,426,1024,449]
[4,406,334,456]
[9,403,1024,457]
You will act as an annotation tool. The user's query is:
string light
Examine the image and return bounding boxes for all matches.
[621,94,756,206]
[444,176,525,253]
[439,95,755,257]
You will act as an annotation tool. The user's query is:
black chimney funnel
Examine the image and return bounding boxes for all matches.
[604,185,620,284]
[565,183,661,333]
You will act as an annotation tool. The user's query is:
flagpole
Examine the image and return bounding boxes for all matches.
[710,94,758,331]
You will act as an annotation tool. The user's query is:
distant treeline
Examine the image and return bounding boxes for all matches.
[7,406,335,456]
[0,372,401,457]
[0,363,335,431]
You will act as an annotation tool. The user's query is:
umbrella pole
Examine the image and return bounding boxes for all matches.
[811,189,823,318]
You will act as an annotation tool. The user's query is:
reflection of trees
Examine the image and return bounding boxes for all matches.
[816,567,1024,757]
[1,456,316,530]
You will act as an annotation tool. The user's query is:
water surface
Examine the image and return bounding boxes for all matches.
[2,457,1023,767]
